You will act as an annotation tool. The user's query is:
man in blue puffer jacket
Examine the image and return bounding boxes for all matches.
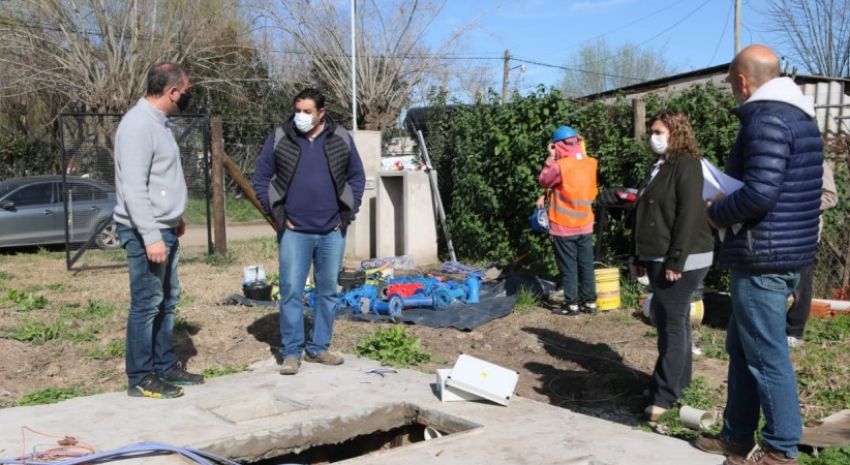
[696,45,823,465]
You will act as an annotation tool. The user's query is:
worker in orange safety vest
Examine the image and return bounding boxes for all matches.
[537,125,598,316]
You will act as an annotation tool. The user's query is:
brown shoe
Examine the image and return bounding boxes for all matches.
[279,357,301,375]
[723,444,797,464]
[695,433,755,457]
[304,351,344,366]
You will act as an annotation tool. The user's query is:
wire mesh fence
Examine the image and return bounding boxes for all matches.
[58,113,210,269]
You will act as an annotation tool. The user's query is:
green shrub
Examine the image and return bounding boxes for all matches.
[354,325,431,368]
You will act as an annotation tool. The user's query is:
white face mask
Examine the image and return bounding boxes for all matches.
[294,112,316,133]
[650,134,668,155]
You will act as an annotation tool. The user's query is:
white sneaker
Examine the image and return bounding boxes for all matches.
[787,336,803,349]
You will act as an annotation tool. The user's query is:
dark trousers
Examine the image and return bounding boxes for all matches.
[552,233,597,306]
[644,261,710,409]
[786,263,814,339]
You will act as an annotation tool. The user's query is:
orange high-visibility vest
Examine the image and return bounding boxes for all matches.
[548,155,598,229]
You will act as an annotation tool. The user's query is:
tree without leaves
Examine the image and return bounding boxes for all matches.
[559,38,675,98]
[761,0,850,77]
[0,0,265,115]
[255,0,479,131]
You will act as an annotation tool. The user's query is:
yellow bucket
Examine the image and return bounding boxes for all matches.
[594,267,621,311]
[642,294,705,326]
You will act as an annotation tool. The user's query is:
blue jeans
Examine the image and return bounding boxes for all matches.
[551,233,597,305]
[278,228,345,359]
[118,224,180,386]
[722,269,801,458]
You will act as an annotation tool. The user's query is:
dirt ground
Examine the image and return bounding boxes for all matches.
[0,236,729,427]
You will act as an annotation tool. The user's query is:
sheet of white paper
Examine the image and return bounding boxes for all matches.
[701,159,745,241]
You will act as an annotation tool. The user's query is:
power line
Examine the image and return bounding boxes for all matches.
[541,0,684,57]
[510,57,643,83]
[580,0,717,67]
[707,0,735,67]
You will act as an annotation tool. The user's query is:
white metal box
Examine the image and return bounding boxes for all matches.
[445,354,519,406]
[436,369,484,402]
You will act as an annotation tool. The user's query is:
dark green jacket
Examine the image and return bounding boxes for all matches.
[630,156,714,273]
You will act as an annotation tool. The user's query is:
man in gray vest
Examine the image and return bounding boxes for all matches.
[253,88,365,375]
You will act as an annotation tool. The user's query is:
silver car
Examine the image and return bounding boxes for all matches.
[0,175,119,250]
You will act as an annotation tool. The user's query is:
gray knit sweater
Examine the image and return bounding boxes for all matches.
[113,98,187,246]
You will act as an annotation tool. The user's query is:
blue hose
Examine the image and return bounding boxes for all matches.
[0,441,305,465]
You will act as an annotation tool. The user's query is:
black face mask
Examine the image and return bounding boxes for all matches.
[176,91,192,112]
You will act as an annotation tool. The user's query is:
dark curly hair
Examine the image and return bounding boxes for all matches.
[649,110,701,163]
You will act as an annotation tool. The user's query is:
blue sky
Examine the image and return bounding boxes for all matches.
[425,0,774,97]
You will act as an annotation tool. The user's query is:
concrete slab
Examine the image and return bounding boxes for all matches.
[0,356,720,465]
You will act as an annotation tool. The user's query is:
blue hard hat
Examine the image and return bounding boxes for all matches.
[530,208,549,233]
[552,125,578,142]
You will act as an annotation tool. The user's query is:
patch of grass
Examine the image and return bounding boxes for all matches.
[17,387,89,406]
[644,328,658,338]
[654,377,724,441]
[58,299,116,322]
[614,313,635,325]
[46,283,65,291]
[619,276,642,310]
[86,339,124,360]
[354,325,431,368]
[24,284,44,293]
[696,331,728,361]
[512,286,540,314]
[5,289,49,311]
[205,252,234,267]
[799,446,850,465]
[805,314,850,344]
[233,237,279,261]
[0,271,12,283]
[201,365,250,378]
[184,197,263,225]
[3,320,61,344]
[99,250,127,262]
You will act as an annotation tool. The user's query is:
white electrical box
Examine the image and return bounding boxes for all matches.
[445,354,519,406]
[436,369,484,402]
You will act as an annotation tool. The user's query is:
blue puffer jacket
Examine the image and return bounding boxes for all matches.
[709,77,823,271]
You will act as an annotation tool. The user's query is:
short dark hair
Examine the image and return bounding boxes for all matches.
[294,88,325,110]
[146,63,186,97]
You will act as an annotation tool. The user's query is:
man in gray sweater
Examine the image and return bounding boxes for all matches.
[114,63,203,399]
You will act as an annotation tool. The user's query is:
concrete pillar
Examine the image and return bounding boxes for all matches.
[375,170,439,265]
[346,130,380,260]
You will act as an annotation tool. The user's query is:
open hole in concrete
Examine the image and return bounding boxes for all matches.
[196,402,480,464]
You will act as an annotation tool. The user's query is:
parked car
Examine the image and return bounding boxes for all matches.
[0,175,119,250]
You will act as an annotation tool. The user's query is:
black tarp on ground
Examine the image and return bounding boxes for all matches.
[219,275,556,331]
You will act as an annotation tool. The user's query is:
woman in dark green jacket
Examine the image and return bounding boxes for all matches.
[631,110,714,422]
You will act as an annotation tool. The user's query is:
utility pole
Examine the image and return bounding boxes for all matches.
[501,49,510,104]
[351,0,357,130]
[734,0,741,54]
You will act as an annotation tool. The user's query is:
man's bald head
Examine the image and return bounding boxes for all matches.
[728,44,781,104]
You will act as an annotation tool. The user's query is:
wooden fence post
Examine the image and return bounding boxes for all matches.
[633,98,646,141]
[210,118,227,255]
